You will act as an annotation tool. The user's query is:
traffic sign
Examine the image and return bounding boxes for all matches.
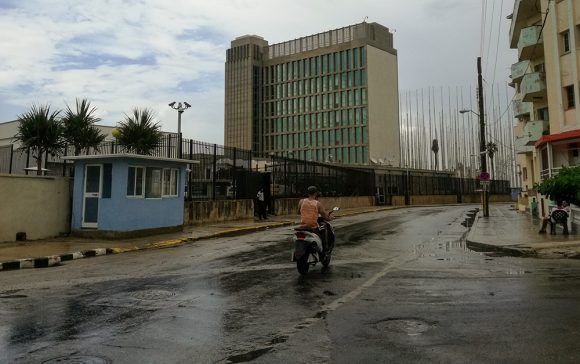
[479,172,490,181]
[480,180,490,191]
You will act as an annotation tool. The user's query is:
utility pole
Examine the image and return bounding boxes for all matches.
[477,57,489,217]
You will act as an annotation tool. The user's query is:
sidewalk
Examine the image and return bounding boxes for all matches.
[0,205,396,271]
[466,204,580,258]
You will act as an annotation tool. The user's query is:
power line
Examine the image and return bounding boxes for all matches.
[479,0,487,57]
[485,0,553,129]
[484,0,496,76]
[491,0,504,86]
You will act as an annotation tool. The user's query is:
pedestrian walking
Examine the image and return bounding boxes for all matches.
[256,188,267,220]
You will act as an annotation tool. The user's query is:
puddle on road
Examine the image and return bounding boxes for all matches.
[373,317,436,336]
[42,355,111,364]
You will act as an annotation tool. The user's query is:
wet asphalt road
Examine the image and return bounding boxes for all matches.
[2,205,580,363]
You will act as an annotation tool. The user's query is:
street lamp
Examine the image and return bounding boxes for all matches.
[459,109,480,117]
[168,101,191,158]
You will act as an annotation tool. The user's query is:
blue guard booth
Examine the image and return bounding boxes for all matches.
[65,154,192,238]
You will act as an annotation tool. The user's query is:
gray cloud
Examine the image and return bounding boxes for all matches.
[0,0,516,144]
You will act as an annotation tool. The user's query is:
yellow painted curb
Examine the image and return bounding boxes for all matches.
[148,239,186,249]
[109,246,140,254]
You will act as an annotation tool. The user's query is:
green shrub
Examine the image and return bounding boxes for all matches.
[535,166,580,205]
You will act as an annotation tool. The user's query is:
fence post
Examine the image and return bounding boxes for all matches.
[188,140,193,201]
[62,144,67,177]
[25,147,30,175]
[166,134,171,158]
[404,169,411,205]
[8,144,13,174]
[44,151,49,176]
[233,147,237,200]
[212,143,217,200]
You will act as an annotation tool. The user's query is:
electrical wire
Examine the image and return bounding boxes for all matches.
[491,0,504,86]
[485,0,553,129]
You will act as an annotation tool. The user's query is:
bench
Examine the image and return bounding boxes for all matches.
[550,210,569,235]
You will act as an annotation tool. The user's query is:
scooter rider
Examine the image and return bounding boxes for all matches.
[298,186,335,250]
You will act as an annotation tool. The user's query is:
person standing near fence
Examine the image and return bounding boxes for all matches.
[256,188,267,220]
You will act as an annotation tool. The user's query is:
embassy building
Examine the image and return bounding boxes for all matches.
[224,22,400,166]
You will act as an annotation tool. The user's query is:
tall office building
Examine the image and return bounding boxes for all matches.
[224,22,400,166]
[510,0,580,212]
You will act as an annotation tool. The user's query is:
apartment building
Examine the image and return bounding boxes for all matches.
[224,22,400,166]
[510,0,580,212]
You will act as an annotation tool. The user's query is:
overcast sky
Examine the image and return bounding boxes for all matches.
[0,0,516,144]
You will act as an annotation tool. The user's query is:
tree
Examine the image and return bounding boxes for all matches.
[115,108,162,155]
[62,98,106,155]
[431,139,439,170]
[486,142,498,179]
[535,166,580,206]
[14,104,64,175]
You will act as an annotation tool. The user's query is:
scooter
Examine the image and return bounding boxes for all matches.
[292,207,339,275]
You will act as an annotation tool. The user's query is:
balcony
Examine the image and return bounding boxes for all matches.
[518,25,544,60]
[515,120,549,154]
[511,60,530,83]
[512,99,533,118]
[509,0,540,48]
[515,135,534,154]
[520,72,546,101]
[524,119,549,141]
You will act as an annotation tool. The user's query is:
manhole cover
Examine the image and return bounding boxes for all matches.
[375,318,434,336]
[129,289,176,300]
[42,355,111,364]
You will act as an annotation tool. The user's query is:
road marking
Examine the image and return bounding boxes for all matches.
[219,253,415,363]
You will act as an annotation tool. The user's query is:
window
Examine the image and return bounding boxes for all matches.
[162,168,179,197]
[145,167,162,198]
[522,167,528,181]
[562,30,571,53]
[537,107,549,121]
[127,166,144,197]
[565,85,575,109]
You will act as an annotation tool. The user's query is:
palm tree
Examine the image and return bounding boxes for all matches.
[14,104,64,175]
[62,98,106,155]
[115,108,162,155]
[486,142,498,179]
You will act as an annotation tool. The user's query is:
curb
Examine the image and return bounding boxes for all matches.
[465,212,537,257]
[0,221,295,272]
[0,204,465,272]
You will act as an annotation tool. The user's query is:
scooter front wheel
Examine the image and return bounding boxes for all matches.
[322,253,331,268]
[296,254,310,275]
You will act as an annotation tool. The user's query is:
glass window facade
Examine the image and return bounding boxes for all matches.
[261,46,370,164]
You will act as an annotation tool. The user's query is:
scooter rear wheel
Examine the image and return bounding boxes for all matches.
[296,254,310,275]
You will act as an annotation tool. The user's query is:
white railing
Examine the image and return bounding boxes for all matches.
[540,167,563,181]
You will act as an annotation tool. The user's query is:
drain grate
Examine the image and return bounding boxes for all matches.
[42,355,111,364]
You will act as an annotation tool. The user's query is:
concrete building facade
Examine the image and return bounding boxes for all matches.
[510,0,580,214]
[224,22,400,166]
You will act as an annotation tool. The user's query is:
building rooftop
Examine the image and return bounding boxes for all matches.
[63,153,198,164]
[266,21,393,59]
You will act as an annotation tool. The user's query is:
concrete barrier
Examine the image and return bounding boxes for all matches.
[410,195,457,205]
[0,174,72,243]
[184,199,254,225]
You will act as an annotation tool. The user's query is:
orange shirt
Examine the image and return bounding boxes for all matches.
[300,198,319,228]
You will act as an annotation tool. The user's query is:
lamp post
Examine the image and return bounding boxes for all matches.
[168,101,191,158]
[459,58,489,217]
[460,106,489,216]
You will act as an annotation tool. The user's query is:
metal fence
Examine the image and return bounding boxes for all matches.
[0,136,511,202]
[0,136,255,201]
[268,156,375,198]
